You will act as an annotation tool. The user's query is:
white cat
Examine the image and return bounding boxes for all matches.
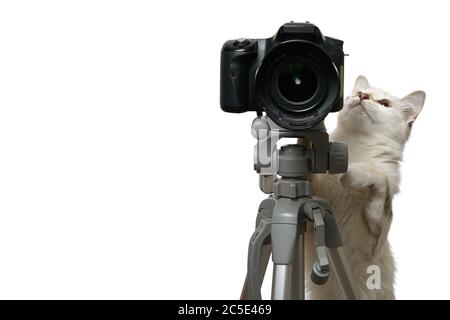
[304,75,425,299]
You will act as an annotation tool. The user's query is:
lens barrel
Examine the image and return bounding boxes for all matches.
[255,40,340,130]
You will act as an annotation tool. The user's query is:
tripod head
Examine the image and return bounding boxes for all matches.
[247,116,357,295]
[251,116,348,193]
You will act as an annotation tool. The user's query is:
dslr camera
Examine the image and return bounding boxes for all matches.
[220,22,344,130]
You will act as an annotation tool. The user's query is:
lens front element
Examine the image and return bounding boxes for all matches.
[277,61,318,104]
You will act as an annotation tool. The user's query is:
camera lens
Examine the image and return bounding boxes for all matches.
[277,61,318,104]
[255,40,340,130]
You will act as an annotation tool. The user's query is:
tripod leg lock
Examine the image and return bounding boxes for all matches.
[306,198,343,248]
[304,204,330,280]
[304,200,358,297]
[311,260,330,285]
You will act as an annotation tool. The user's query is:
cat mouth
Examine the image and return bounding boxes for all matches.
[351,103,373,121]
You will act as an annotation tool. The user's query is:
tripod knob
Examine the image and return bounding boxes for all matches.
[328,142,348,174]
[311,260,330,285]
[251,117,270,140]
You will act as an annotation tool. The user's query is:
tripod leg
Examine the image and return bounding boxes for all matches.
[327,247,358,300]
[241,198,275,300]
[290,228,305,300]
[240,243,271,300]
[313,199,359,300]
[272,264,292,299]
[271,223,297,300]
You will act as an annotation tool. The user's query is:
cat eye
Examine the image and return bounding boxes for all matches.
[377,99,391,107]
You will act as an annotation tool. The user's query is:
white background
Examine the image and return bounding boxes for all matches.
[0,0,448,299]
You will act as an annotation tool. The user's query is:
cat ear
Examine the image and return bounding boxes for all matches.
[401,90,426,126]
[352,75,370,95]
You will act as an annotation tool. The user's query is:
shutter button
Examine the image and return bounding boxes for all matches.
[233,38,251,48]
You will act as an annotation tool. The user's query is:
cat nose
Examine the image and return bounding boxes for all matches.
[358,92,370,100]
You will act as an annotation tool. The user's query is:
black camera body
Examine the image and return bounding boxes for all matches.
[220,22,344,130]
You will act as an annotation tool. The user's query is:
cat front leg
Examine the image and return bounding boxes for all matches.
[339,162,387,191]
[339,162,393,256]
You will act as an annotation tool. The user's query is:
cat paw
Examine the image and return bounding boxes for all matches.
[339,171,360,189]
[339,162,386,190]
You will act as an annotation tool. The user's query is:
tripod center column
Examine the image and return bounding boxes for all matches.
[274,144,311,198]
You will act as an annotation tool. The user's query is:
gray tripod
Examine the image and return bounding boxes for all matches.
[240,116,359,300]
